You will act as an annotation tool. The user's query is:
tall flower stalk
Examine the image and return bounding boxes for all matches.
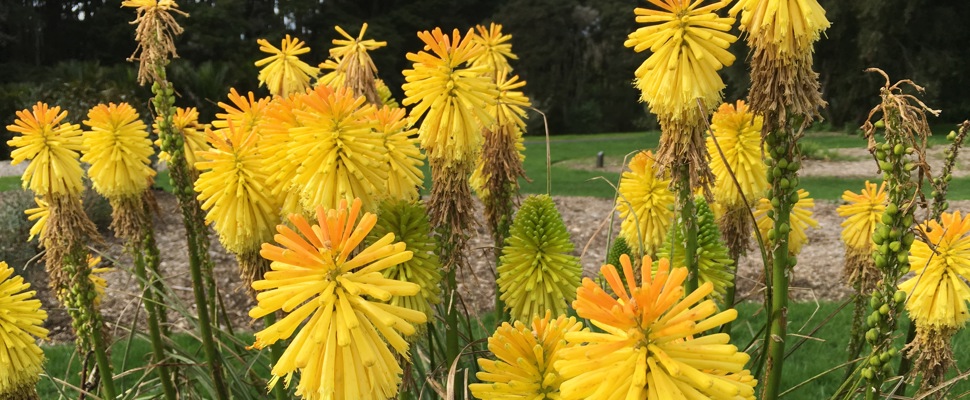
[624,0,737,294]
[81,102,176,399]
[853,70,937,399]
[5,103,116,398]
[730,0,830,396]
[123,1,229,398]
[401,27,497,378]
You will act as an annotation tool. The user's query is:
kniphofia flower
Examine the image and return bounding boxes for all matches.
[0,261,49,398]
[255,34,320,97]
[899,211,970,329]
[658,197,735,299]
[81,102,156,199]
[730,0,831,61]
[470,23,518,76]
[249,198,426,399]
[497,195,582,322]
[616,150,676,256]
[326,24,386,104]
[754,188,819,255]
[366,200,441,323]
[555,255,756,399]
[402,28,497,163]
[707,100,767,209]
[289,85,388,212]
[369,107,424,201]
[837,181,888,252]
[194,122,278,255]
[470,313,583,399]
[6,102,86,196]
[212,88,269,137]
[624,0,738,120]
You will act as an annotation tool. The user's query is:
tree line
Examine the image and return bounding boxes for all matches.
[2,0,968,158]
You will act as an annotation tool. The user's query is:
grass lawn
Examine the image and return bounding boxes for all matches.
[40,301,970,398]
[0,175,20,191]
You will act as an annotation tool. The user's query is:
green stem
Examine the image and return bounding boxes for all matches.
[153,69,229,400]
[133,211,177,400]
[677,164,699,294]
[445,262,460,380]
[65,250,117,399]
[763,129,796,400]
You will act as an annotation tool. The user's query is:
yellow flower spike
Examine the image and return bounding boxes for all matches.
[730,0,831,61]
[154,106,210,169]
[0,261,49,398]
[255,34,320,98]
[754,188,819,255]
[258,94,307,217]
[81,102,156,199]
[899,211,970,329]
[250,198,426,400]
[555,255,756,399]
[194,121,279,255]
[624,0,738,121]
[707,100,767,209]
[837,181,888,252]
[368,107,424,201]
[316,58,345,88]
[6,102,86,196]
[402,27,499,164]
[470,312,583,399]
[290,85,389,212]
[212,88,269,137]
[24,197,49,242]
[616,150,676,257]
[470,23,518,76]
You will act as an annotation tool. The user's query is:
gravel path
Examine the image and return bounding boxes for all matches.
[0,160,26,177]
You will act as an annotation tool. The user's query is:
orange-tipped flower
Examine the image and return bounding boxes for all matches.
[6,103,86,196]
[402,28,498,163]
[249,198,426,399]
[555,254,756,399]
[470,313,583,399]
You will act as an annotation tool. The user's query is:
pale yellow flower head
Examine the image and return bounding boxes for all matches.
[194,122,278,255]
[470,23,518,76]
[470,313,583,399]
[624,0,738,120]
[402,28,498,164]
[289,85,388,212]
[707,100,767,209]
[616,150,676,256]
[255,34,320,98]
[730,0,831,61]
[555,255,757,399]
[837,181,887,252]
[0,261,49,396]
[81,102,156,199]
[368,106,424,201]
[249,198,426,399]
[899,212,970,329]
[754,188,819,254]
[6,102,86,196]
[212,88,269,137]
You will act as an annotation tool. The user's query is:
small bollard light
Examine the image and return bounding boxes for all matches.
[596,151,605,168]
